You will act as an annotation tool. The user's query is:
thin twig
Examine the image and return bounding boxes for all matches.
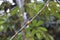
[10,0,49,40]
[30,0,49,22]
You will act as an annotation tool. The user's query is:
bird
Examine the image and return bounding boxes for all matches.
[23,12,30,27]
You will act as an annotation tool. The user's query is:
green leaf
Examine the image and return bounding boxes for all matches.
[27,37,34,40]
[25,27,30,32]
[36,33,41,39]
[38,27,47,32]
[32,20,37,27]
[26,33,32,38]
[10,6,19,15]
[31,29,36,36]
[47,34,54,40]
[0,25,4,32]
[0,19,5,25]
[36,20,43,26]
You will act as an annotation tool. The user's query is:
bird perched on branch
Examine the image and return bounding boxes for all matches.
[23,12,30,27]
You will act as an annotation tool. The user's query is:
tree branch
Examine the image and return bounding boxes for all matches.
[10,0,49,40]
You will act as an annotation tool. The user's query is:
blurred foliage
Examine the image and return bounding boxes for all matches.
[25,20,54,40]
[1,1,11,10]
[0,1,60,40]
[10,6,19,16]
